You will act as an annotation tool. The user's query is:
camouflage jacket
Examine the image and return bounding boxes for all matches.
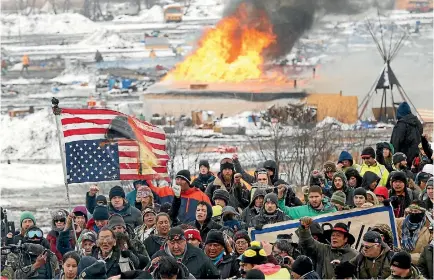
[2,244,59,279]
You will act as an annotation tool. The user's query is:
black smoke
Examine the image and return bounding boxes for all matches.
[223,0,395,59]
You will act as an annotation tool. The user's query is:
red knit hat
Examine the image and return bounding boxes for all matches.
[374,186,389,199]
[184,228,202,242]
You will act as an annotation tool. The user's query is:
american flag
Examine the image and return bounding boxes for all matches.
[59,108,169,184]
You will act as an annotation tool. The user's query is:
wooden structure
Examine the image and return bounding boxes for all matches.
[305,93,358,124]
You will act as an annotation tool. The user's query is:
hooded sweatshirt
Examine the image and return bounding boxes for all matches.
[345,168,363,189]
[338,151,360,172]
[188,202,222,241]
[331,172,354,206]
[241,188,266,227]
[361,171,381,191]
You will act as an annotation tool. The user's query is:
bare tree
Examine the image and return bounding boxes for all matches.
[183,0,193,15]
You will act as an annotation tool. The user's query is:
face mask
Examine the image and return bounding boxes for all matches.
[239,268,246,276]
[409,212,425,223]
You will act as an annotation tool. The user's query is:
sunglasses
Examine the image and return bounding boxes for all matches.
[220,158,233,165]
[54,219,66,223]
[361,156,372,160]
[27,229,43,239]
[362,244,378,250]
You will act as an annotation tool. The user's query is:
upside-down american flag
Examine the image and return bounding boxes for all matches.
[58,108,169,184]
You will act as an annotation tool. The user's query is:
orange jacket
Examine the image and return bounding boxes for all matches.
[22,55,29,65]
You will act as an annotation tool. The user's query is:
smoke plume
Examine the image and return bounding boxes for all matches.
[223,0,394,59]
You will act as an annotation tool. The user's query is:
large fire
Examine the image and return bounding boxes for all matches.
[164,4,284,83]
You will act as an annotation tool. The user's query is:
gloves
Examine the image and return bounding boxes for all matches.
[172,185,181,198]
[390,196,400,208]
[121,250,131,258]
[255,224,264,231]
[382,199,391,207]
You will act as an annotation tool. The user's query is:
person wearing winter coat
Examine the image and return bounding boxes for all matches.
[412,135,433,173]
[72,206,88,240]
[86,185,143,229]
[392,152,415,180]
[366,190,380,205]
[374,186,390,203]
[55,251,80,279]
[47,209,71,263]
[390,102,423,167]
[361,171,381,191]
[206,158,250,211]
[277,185,337,220]
[150,227,220,279]
[350,231,394,279]
[251,193,290,230]
[241,188,266,227]
[298,217,358,279]
[396,203,431,264]
[357,147,390,187]
[345,167,363,189]
[144,212,171,258]
[290,255,320,279]
[191,160,216,192]
[330,171,354,206]
[322,161,336,197]
[417,233,433,279]
[126,180,146,206]
[337,150,360,172]
[134,185,160,212]
[149,169,211,223]
[5,211,49,249]
[330,191,350,211]
[134,208,157,243]
[376,142,395,172]
[422,177,433,212]
[93,227,139,278]
[204,230,240,279]
[233,230,251,257]
[188,201,222,241]
[387,251,425,279]
[389,171,417,217]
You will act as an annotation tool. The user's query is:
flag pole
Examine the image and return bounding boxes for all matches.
[51,97,79,249]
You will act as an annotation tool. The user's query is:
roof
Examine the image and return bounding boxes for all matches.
[418,108,434,123]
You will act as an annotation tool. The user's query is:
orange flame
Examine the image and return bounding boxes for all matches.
[164,4,284,83]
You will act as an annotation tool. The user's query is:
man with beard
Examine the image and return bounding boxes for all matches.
[251,193,290,230]
[278,185,336,219]
[150,227,219,279]
[241,189,266,227]
[393,152,415,180]
[206,158,250,211]
[357,147,389,187]
[298,217,358,279]
[192,160,216,192]
[3,226,60,279]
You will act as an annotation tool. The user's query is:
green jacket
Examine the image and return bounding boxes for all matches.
[277,198,336,219]
[350,246,393,279]
[298,226,358,279]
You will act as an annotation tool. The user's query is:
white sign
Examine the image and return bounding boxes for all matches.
[249,206,398,250]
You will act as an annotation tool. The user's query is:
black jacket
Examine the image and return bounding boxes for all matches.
[92,247,139,278]
[152,243,220,279]
[206,173,250,210]
[216,254,240,279]
[390,113,423,167]
[251,208,290,230]
[188,202,222,241]
[192,173,216,192]
[418,244,433,279]
[361,171,380,191]
[144,235,166,259]
[345,168,363,189]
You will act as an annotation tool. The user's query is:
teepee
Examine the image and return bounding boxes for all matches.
[358,12,421,122]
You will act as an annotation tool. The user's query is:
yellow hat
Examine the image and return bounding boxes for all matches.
[212,205,222,217]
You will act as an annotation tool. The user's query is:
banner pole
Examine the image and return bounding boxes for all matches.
[51,97,79,249]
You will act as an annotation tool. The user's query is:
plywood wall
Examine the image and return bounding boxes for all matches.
[306,93,358,124]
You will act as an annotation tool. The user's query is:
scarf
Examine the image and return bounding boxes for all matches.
[401,215,425,252]
[211,251,225,265]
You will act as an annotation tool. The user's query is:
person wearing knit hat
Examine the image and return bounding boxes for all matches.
[73,205,88,230]
[374,186,389,203]
[191,160,216,192]
[77,256,107,279]
[390,251,424,279]
[353,187,367,208]
[176,169,191,185]
[323,161,337,192]
[251,193,290,230]
[291,255,319,279]
[107,214,126,232]
[334,261,356,279]
[213,189,230,207]
[366,190,379,205]
[331,191,347,211]
[184,228,202,247]
[96,195,107,206]
[359,146,390,187]
[91,205,109,233]
[422,177,433,212]
[204,230,227,257]
[135,185,159,212]
[239,241,291,279]
[233,230,251,256]
[19,211,36,234]
[331,170,355,206]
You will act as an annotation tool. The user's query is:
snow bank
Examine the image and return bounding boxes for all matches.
[1,13,96,35]
[113,5,164,23]
[316,117,355,130]
[0,163,64,189]
[219,111,262,128]
[78,28,134,48]
[2,77,44,85]
[1,109,59,161]
[50,63,94,84]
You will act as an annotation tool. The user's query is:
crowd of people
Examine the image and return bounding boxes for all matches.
[1,102,433,279]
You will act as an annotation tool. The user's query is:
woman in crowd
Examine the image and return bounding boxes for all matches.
[56,251,80,279]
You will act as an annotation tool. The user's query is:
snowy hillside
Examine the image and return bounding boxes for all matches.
[1,109,60,161]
